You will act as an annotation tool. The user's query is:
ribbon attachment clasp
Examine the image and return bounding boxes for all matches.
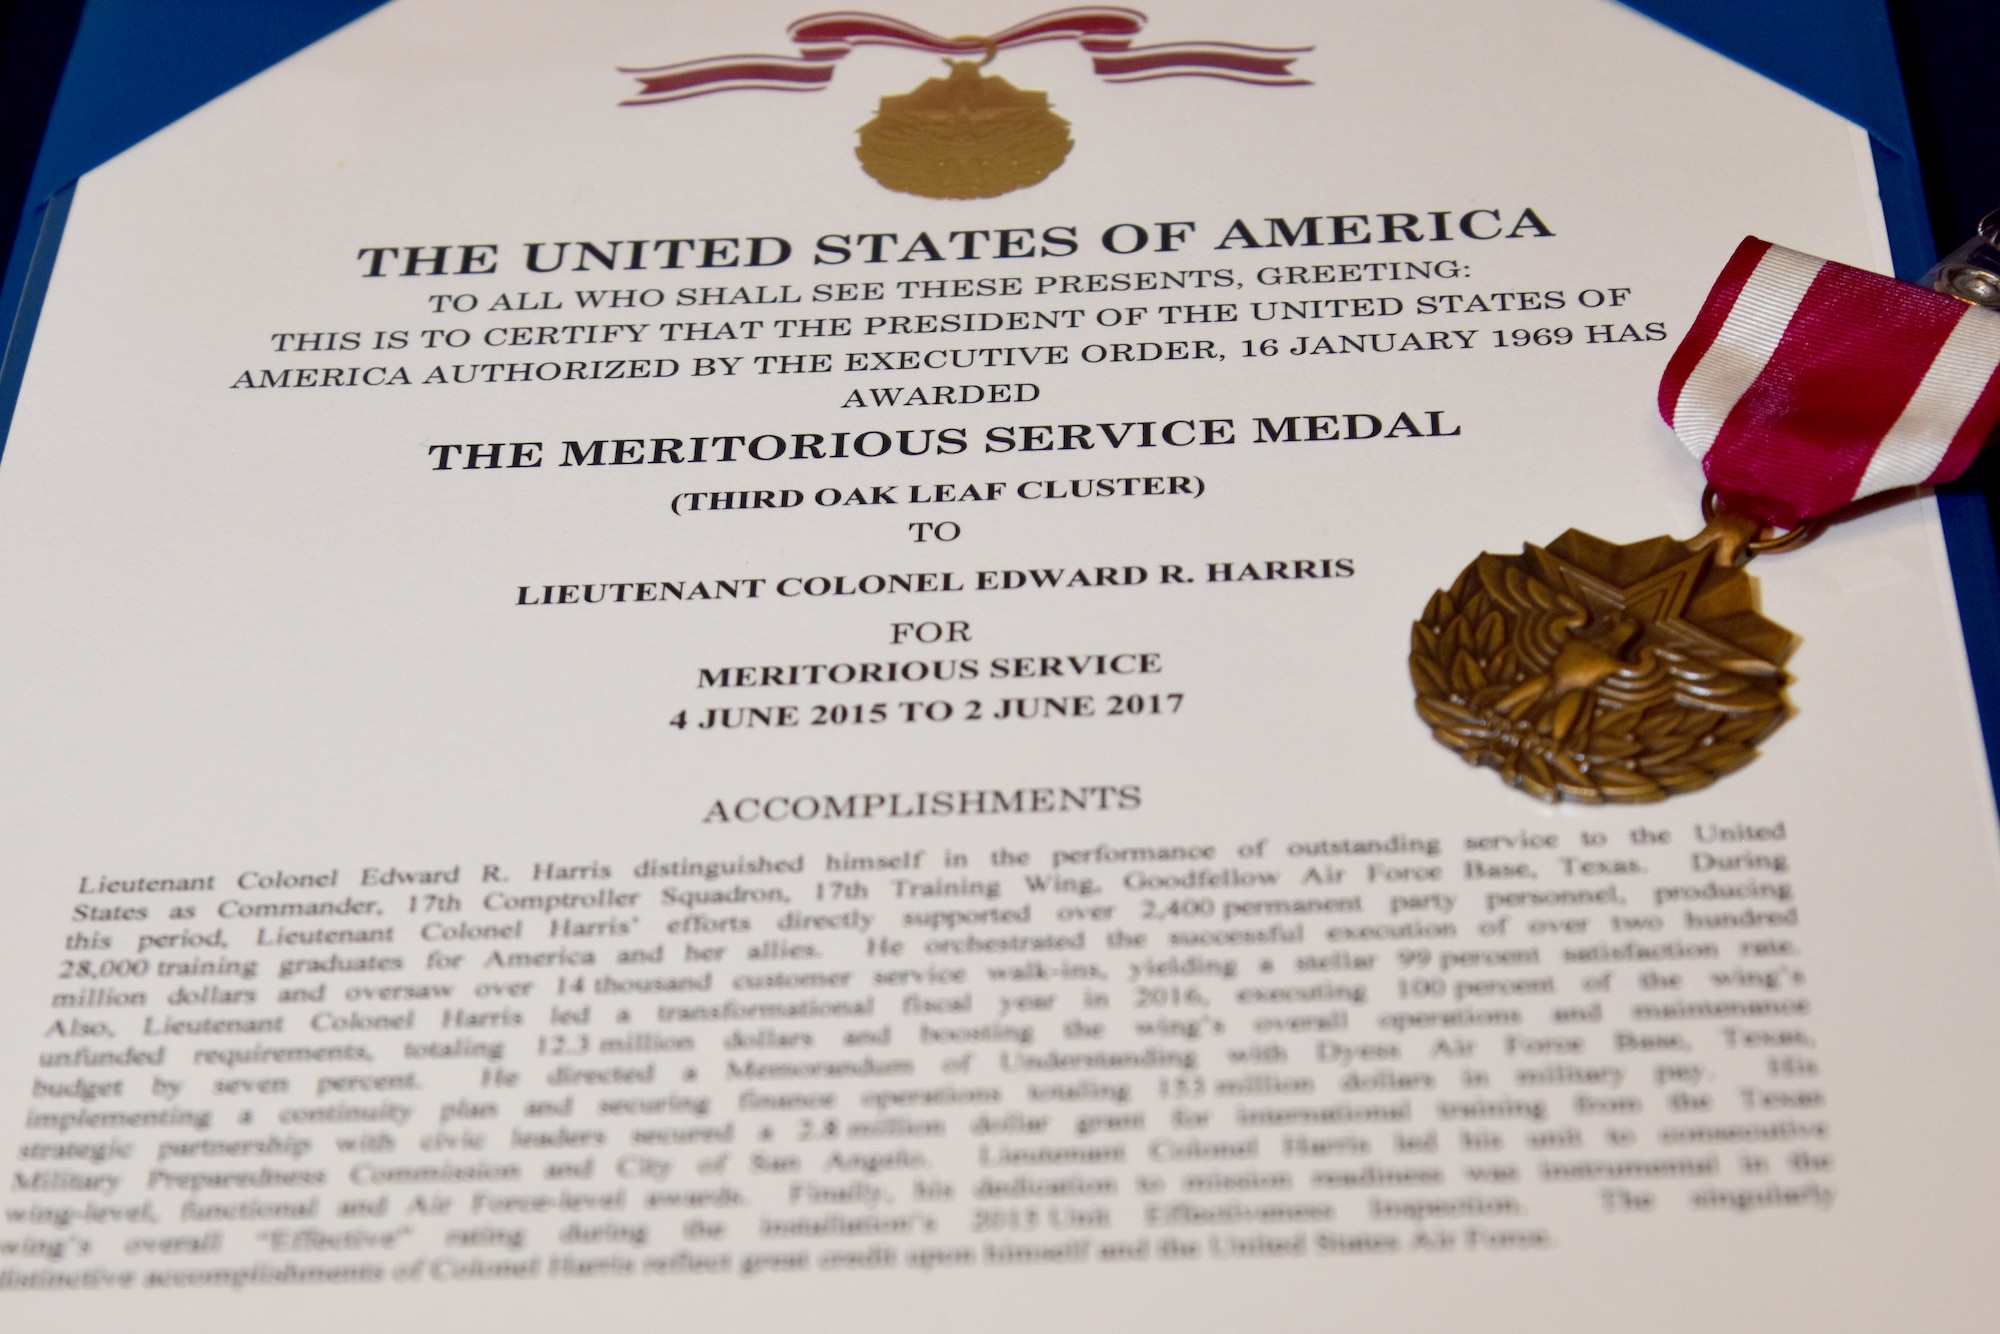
[1924,207,2000,309]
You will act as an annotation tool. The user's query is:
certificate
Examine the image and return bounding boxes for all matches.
[1,1,1996,1329]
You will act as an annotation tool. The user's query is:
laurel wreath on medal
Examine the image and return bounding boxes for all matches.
[1409,532,1795,804]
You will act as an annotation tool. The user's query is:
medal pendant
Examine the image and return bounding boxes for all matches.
[1410,510,1798,803]
[856,53,1072,200]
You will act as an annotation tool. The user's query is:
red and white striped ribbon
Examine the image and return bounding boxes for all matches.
[1660,236,2000,529]
[619,7,1310,106]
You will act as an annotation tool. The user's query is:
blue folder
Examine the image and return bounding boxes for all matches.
[3,0,1996,790]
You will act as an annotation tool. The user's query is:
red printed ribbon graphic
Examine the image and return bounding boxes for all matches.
[619,7,1310,106]
[1660,236,2000,529]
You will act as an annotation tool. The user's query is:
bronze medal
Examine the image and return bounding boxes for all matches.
[1410,507,1804,803]
[1412,225,2000,805]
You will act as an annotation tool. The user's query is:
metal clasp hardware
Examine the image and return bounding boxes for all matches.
[1924,207,2000,307]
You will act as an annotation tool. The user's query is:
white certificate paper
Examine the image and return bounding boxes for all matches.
[2,1,1997,1330]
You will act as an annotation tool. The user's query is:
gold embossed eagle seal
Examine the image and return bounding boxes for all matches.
[856,54,1072,200]
[619,14,1311,200]
[1410,528,1796,803]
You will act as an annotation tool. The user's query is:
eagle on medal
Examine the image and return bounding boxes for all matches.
[1410,527,1795,803]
